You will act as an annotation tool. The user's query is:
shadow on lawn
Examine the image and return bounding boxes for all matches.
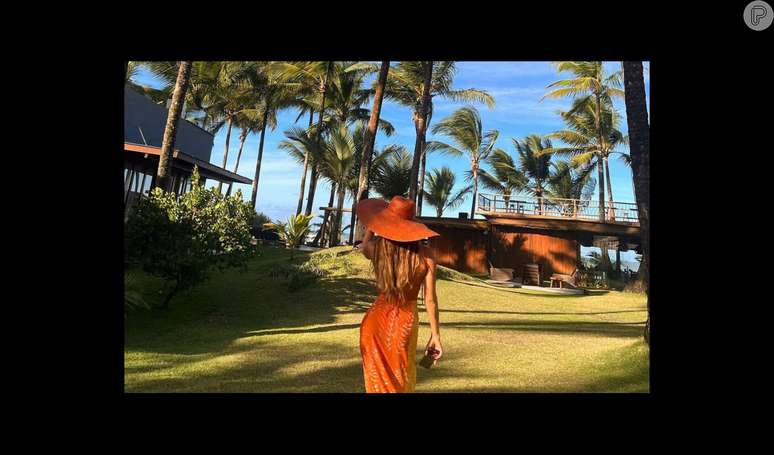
[422,319,646,338]
[125,248,378,356]
[126,339,366,393]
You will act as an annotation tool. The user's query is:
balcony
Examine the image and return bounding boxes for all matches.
[477,193,639,225]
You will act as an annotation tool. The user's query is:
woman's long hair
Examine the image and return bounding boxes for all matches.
[371,237,427,304]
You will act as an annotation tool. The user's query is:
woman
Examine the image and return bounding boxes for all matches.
[356,195,443,393]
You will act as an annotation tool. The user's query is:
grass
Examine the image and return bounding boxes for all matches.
[125,246,649,393]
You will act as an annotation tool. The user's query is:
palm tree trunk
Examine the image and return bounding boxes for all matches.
[313,184,336,247]
[155,61,192,192]
[437,207,443,218]
[348,198,357,245]
[331,184,347,247]
[216,116,233,194]
[250,113,269,209]
[296,111,315,215]
[622,61,650,342]
[354,60,390,241]
[595,92,606,222]
[305,165,319,216]
[470,166,478,219]
[604,157,616,221]
[409,61,434,202]
[596,159,606,222]
[417,142,427,215]
[306,69,330,217]
[227,129,248,196]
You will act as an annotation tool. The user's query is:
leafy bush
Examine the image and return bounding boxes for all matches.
[124,271,149,316]
[125,166,256,308]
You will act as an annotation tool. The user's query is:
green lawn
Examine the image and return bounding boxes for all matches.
[125,246,649,393]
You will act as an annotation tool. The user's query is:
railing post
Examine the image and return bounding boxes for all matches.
[573,199,578,218]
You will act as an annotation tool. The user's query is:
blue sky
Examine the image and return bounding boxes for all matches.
[131,61,650,256]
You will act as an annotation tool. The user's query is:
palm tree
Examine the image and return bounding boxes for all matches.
[125,61,171,105]
[511,135,553,214]
[422,167,472,217]
[477,148,528,206]
[622,60,650,342]
[426,107,499,218]
[541,96,627,220]
[371,145,413,200]
[267,61,335,217]
[543,61,625,222]
[154,61,192,192]
[321,123,358,247]
[383,62,495,205]
[544,161,596,216]
[246,63,301,210]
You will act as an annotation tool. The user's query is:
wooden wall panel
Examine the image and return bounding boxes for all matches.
[490,225,578,282]
[425,225,488,274]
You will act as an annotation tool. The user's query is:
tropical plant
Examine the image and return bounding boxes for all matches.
[477,148,528,204]
[622,60,650,342]
[383,61,495,203]
[371,145,413,200]
[126,167,255,308]
[544,161,596,215]
[426,106,499,218]
[422,167,472,217]
[542,96,627,220]
[125,61,171,105]
[264,213,316,253]
[510,134,554,213]
[543,61,625,221]
[321,123,358,246]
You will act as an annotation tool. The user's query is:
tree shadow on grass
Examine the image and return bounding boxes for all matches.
[125,249,379,356]
[422,319,646,339]
[126,339,366,393]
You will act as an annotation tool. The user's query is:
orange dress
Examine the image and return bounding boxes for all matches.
[360,262,428,393]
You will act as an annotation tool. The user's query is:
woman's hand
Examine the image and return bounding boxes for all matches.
[425,334,443,365]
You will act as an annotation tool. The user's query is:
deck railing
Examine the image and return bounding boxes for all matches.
[477,193,639,224]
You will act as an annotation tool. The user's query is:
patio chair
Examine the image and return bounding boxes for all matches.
[489,267,515,282]
[550,269,580,289]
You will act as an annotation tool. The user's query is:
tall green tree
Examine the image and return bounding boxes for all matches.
[425,106,499,218]
[477,148,528,205]
[511,135,553,214]
[544,161,596,215]
[422,167,472,217]
[383,62,495,206]
[543,61,624,222]
[541,96,627,220]
[321,123,358,247]
[154,61,192,192]
[622,61,650,342]
[246,63,301,210]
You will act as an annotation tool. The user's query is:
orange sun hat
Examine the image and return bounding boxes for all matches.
[356,196,440,242]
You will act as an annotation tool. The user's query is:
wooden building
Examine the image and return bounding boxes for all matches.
[417,195,641,282]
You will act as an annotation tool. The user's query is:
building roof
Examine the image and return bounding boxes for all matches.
[125,142,252,185]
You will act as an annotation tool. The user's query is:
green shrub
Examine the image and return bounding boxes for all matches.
[124,270,149,317]
[263,213,316,252]
[125,166,256,308]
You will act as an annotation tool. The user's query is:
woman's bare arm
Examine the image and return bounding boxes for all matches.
[422,248,442,361]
